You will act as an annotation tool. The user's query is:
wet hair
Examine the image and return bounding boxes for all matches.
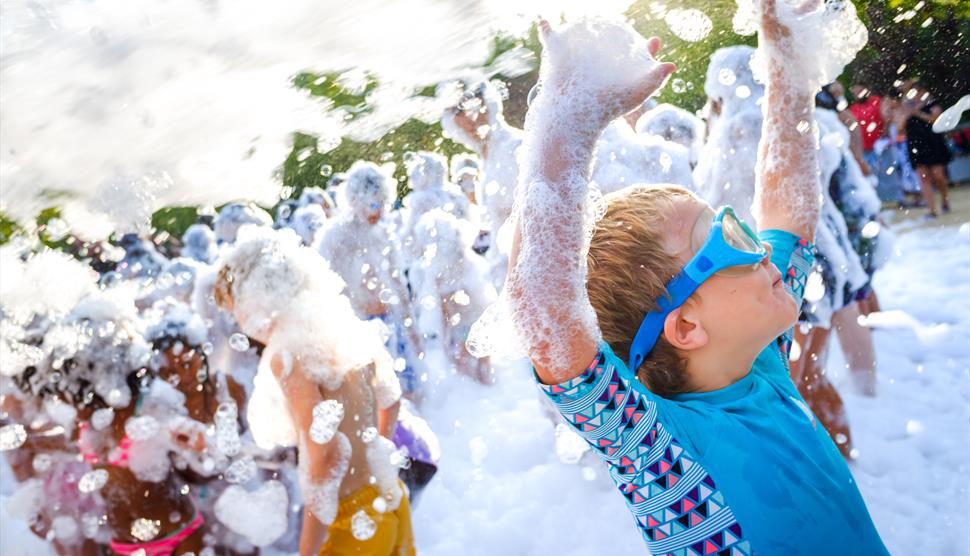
[586,185,694,397]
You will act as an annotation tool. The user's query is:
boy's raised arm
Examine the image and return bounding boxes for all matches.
[754,0,823,241]
[505,20,675,384]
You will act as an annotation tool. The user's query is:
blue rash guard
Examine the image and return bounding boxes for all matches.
[537,230,888,555]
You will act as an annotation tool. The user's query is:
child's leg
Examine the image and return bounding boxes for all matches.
[915,165,938,215]
[791,326,854,459]
[857,289,880,316]
[931,164,951,211]
[832,302,877,397]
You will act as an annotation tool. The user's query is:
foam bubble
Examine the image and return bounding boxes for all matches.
[309,400,345,445]
[77,469,109,493]
[0,423,27,451]
[351,509,377,541]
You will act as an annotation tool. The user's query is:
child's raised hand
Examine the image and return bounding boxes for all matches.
[535,18,676,128]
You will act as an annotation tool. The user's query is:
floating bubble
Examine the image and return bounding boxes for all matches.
[78,469,109,493]
[718,68,737,86]
[860,221,881,239]
[452,290,471,306]
[361,427,378,443]
[33,453,53,473]
[0,423,27,451]
[372,496,387,514]
[671,78,687,94]
[351,509,377,541]
[130,518,161,542]
[796,120,811,134]
[310,400,344,444]
[664,9,713,42]
[905,419,924,436]
[229,333,250,352]
[389,446,411,469]
[735,85,752,99]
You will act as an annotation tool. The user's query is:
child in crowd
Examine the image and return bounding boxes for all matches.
[504,5,888,555]
[213,230,413,556]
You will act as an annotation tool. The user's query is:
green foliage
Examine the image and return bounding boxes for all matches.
[281,121,469,202]
[847,0,970,105]
[151,207,200,239]
[627,0,756,113]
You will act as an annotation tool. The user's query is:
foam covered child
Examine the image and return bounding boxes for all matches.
[495,3,888,554]
[214,228,413,556]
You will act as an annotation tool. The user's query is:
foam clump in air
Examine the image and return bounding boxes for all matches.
[0,423,27,451]
[739,0,868,94]
[214,479,290,546]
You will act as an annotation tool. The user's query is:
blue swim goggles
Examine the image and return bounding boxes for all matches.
[627,206,767,371]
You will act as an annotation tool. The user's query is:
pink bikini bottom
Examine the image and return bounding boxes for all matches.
[109,511,204,556]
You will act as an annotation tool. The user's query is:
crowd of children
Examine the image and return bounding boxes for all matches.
[4,1,955,553]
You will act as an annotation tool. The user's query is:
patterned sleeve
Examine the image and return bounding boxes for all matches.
[758,229,816,360]
[758,229,815,306]
[536,344,753,556]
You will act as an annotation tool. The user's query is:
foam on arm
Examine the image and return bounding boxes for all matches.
[505,19,674,383]
[752,0,867,240]
[753,0,821,239]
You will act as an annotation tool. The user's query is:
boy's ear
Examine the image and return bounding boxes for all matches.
[662,307,708,351]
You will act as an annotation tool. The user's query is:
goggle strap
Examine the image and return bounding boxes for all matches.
[627,272,700,371]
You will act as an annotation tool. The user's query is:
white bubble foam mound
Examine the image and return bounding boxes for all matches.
[0,424,27,451]
[741,0,867,94]
[351,509,377,540]
[214,479,289,546]
[309,400,345,444]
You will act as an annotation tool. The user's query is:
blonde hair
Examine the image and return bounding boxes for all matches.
[586,185,695,397]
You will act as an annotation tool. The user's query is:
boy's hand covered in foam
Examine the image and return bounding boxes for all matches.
[534,19,676,131]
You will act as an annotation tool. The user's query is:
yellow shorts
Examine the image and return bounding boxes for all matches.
[319,482,415,556]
